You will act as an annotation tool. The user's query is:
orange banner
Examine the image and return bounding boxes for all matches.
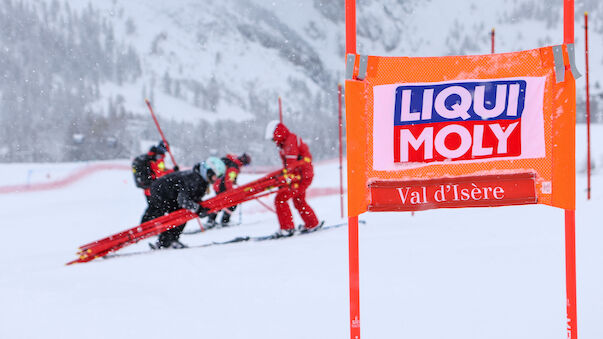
[346,45,576,216]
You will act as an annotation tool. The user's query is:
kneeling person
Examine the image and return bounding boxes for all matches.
[143,156,226,249]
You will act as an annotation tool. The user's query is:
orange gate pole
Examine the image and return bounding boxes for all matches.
[563,1,578,339]
[345,0,360,338]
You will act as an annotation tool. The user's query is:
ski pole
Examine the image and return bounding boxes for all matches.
[239,204,243,224]
[338,83,344,218]
[144,99,179,168]
[278,96,283,123]
[255,198,276,213]
[145,98,206,230]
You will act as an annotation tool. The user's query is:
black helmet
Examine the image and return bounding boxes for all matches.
[156,141,167,155]
[238,153,251,166]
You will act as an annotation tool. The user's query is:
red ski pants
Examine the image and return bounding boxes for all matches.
[274,168,318,230]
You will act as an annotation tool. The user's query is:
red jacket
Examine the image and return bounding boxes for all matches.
[144,154,174,196]
[213,154,243,193]
[273,123,312,171]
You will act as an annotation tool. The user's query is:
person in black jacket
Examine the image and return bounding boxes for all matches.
[133,141,177,209]
[143,156,226,249]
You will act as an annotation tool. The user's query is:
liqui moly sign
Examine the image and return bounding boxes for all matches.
[373,78,546,170]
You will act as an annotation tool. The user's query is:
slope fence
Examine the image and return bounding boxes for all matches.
[0,160,344,198]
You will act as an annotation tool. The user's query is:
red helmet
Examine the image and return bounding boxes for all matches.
[265,120,290,143]
[273,123,289,143]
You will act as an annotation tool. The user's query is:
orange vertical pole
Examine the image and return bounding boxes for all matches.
[491,28,495,54]
[564,1,578,339]
[564,0,574,44]
[346,0,359,339]
[338,84,345,219]
[346,0,356,55]
[585,12,591,200]
[565,210,578,339]
[348,215,360,339]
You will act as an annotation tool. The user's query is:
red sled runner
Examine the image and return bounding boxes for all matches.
[67,167,301,265]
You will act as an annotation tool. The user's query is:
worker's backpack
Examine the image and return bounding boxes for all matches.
[132,154,153,189]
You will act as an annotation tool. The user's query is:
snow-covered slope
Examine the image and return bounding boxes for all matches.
[1,124,602,339]
[22,0,603,124]
[4,0,602,163]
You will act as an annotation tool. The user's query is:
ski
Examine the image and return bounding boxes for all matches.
[213,236,251,244]
[245,220,367,242]
[182,219,265,235]
[182,222,241,235]
[103,237,249,260]
[99,220,365,261]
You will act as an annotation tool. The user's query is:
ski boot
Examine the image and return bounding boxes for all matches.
[170,240,188,249]
[273,228,295,239]
[205,219,218,230]
[299,221,325,234]
[149,240,188,250]
[148,241,162,250]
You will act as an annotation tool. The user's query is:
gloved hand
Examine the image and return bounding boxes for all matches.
[196,206,210,218]
[173,165,180,172]
[282,169,294,185]
[284,175,293,185]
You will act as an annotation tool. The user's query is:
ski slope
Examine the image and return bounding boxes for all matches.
[1,125,603,339]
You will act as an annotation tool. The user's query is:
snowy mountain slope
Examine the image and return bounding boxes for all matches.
[66,0,603,116]
[1,124,603,339]
[19,0,603,124]
[4,0,603,163]
[42,0,336,123]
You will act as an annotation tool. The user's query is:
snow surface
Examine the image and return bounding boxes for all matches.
[1,125,603,339]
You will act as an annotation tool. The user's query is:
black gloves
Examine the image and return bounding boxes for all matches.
[196,206,210,218]
[173,165,180,172]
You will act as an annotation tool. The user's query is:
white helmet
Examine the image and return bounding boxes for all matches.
[195,156,226,181]
[264,120,280,140]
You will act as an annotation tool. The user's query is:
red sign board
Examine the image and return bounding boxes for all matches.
[368,172,537,212]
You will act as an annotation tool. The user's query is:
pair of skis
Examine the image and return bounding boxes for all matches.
[101,220,366,260]
[214,220,366,244]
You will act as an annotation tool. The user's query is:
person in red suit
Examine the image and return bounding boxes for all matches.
[265,120,322,237]
[206,153,251,227]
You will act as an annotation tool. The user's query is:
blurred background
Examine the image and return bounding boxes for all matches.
[1,0,601,165]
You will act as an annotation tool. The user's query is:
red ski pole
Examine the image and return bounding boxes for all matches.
[255,198,276,213]
[144,99,179,168]
[585,12,591,200]
[144,98,206,231]
[491,28,495,54]
[338,83,344,218]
